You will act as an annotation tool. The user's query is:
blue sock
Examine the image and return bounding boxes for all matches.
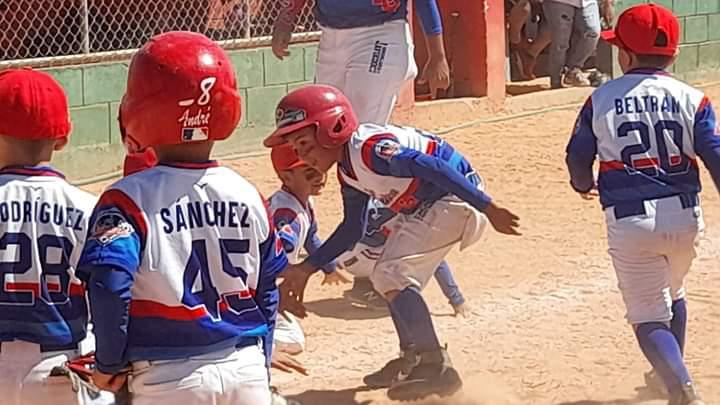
[635,322,692,394]
[671,299,687,355]
[389,287,441,353]
[433,261,465,307]
[389,303,413,352]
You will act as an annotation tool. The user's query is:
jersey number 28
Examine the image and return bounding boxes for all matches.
[0,232,75,305]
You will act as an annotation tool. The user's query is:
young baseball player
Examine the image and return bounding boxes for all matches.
[264,85,520,400]
[269,142,348,355]
[77,32,287,405]
[273,0,452,305]
[339,199,469,315]
[566,4,720,404]
[0,69,97,405]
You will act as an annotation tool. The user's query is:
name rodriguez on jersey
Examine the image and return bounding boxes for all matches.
[159,200,251,233]
[0,200,85,231]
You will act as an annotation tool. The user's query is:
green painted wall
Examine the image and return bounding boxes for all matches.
[43,43,317,182]
[612,0,720,80]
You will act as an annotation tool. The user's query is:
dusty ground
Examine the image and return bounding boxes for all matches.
[83,84,720,405]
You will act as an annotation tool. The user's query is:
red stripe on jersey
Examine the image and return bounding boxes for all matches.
[130,290,256,320]
[698,96,710,112]
[600,158,698,172]
[5,282,40,296]
[96,189,148,241]
[69,283,86,296]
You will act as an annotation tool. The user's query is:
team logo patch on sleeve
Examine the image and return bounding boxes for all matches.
[91,209,135,245]
[375,139,401,161]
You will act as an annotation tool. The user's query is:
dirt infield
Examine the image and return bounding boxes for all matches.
[82,84,720,405]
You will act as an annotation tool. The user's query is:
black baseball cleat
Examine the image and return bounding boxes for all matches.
[667,382,704,405]
[363,350,415,389]
[386,347,462,401]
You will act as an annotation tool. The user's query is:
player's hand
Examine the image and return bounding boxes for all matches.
[484,202,521,235]
[279,262,314,318]
[271,27,292,60]
[578,182,599,200]
[271,351,308,375]
[601,0,615,27]
[420,56,451,99]
[91,370,128,393]
[321,269,351,286]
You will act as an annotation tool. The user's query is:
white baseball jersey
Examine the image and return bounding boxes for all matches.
[78,162,287,367]
[269,189,313,265]
[0,166,95,347]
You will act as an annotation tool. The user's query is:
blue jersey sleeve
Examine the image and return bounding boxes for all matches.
[304,219,337,274]
[272,208,301,258]
[415,0,443,35]
[365,137,492,211]
[254,222,288,368]
[77,189,145,374]
[693,97,720,193]
[306,185,369,268]
[565,98,598,193]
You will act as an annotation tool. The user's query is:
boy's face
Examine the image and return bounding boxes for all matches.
[281,165,327,197]
[286,126,339,173]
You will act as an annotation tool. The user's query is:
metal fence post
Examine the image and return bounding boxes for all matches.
[81,0,90,54]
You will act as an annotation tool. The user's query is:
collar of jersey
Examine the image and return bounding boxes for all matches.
[157,160,220,170]
[0,165,65,178]
[626,67,672,76]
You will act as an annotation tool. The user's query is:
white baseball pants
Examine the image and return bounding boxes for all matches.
[370,196,487,295]
[128,343,270,405]
[315,19,418,125]
[606,194,704,325]
[0,341,82,405]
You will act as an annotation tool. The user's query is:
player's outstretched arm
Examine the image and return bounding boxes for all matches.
[565,98,598,195]
[279,186,369,317]
[693,98,720,193]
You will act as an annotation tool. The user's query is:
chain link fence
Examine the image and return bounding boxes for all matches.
[0,0,319,69]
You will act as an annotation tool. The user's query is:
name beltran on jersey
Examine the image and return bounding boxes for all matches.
[160,200,251,234]
[0,200,84,230]
[614,95,681,115]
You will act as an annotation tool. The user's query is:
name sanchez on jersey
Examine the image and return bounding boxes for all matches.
[0,200,84,231]
[160,200,251,233]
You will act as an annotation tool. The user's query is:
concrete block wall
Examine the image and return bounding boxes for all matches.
[42,43,318,182]
[613,0,720,81]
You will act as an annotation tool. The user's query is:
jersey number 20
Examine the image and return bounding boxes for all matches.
[619,120,690,177]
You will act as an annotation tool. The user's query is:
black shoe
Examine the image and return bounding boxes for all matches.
[363,353,411,389]
[668,382,704,405]
[386,348,462,401]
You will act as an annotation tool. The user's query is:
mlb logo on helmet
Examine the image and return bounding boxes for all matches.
[182,127,210,141]
[276,108,307,128]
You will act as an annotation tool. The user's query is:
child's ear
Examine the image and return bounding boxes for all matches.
[53,137,68,151]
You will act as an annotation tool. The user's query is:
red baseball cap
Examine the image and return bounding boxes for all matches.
[0,68,71,140]
[271,143,308,172]
[601,3,679,56]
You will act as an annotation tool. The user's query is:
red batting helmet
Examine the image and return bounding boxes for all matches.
[263,85,358,148]
[119,31,241,152]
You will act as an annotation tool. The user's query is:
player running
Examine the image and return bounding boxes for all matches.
[0,69,97,405]
[264,85,520,400]
[77,32,286,405]
[566,4,720,404]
